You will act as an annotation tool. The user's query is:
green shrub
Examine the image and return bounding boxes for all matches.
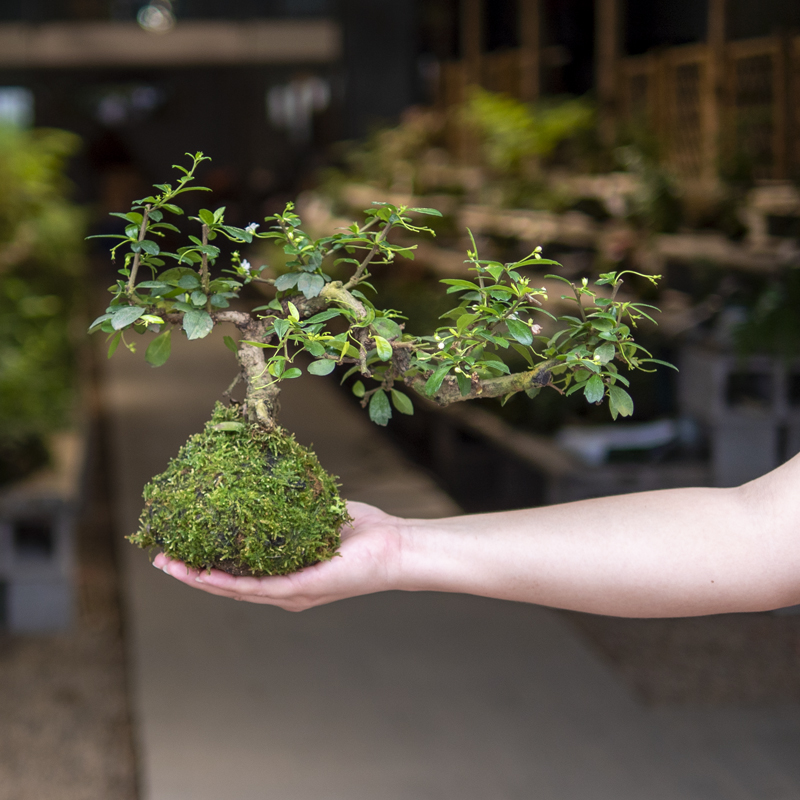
[0,125,85,481]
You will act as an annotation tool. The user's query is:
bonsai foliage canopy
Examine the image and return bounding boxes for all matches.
[90,153,670,577]
[90,152,669,430]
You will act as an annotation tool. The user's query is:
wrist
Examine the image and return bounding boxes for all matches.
[390,514,469,594]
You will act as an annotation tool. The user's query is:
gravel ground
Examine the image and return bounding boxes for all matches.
[0,424,138,800]
[563,610,800,705]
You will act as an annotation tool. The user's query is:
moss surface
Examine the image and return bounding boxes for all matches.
[130,403,351,576]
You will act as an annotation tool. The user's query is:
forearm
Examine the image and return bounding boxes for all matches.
[395,467,800,617]
[157,455,800,615]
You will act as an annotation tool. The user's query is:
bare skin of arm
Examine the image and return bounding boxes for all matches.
[153,452,800,617]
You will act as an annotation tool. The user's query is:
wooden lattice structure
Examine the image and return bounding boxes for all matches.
[437,0,798,181]
[620,34,800,180]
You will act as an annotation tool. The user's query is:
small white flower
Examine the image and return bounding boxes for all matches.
[241,259,252,274]
[438,342,445,350]
[245,222,259,234]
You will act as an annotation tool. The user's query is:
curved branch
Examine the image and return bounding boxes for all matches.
[319,281,369,321]
[405,359,559,406]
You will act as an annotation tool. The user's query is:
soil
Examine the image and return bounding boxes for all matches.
[0,420,138,800]
[563,609,800,705]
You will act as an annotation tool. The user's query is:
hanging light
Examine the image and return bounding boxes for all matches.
[137,1,176,33]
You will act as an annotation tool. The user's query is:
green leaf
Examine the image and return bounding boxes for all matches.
[107,331,122,359]
[608,385,634,417]
[391,389,414,415]
[482,359,510,375]
[190,290,207,306]
[297,273,325,299]
[157,267,197,284]
[305,341,325,357]
[486,265,503,281]
[111,306,145,330]
[510,342,535,367]
[282,368,302,379]
[268,357,286,377]
[584,374,605,404]
[273,319,290,339]
[409,207,443,217]
[287,302,300,322]
[594,342,616,364]
[306,309,342,325]
[456,372,472,397]
[136,281,169,290]
[440,279,481,292]
[177,274,201,290]
[161,203,183,215]
[589,317,615,332]
[372,317,403,340]
[369,390,392,426]
[456,313,479,332]
[88,313,112,331]
[133,240,160,256]
[330,337,360,359]
[352,380,366,398]
[196,244,220,258]
[213,422,245,432]
[223,335,238,354]
[198,208,215,226]
[506,318,534,346]
[425,364,451,396]
[640,358,679,371]
[308,359,336,376]
[183,309,214,340]
[373,335,393,361]
[145,330,172,367]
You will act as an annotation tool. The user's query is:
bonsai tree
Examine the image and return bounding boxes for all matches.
[91,153,667,577]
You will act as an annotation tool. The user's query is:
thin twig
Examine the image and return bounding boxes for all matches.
[572,282,587,323]
[222,371,243,400]
[343,219,393,290]
[126,204,151,296]
[200,223,211,310]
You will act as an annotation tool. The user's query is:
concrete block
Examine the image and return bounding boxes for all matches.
[0,504,76,631]
[7,579,73,632]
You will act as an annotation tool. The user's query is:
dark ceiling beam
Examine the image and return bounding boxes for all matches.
[0,20,341,67]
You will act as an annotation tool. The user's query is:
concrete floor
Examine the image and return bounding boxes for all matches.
[104,329,800,800]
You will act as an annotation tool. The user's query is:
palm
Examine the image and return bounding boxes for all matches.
[154,501,400,610]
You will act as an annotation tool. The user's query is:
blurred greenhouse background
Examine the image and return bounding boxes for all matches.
[2,2,800,799]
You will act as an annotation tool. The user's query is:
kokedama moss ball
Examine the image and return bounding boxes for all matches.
[130,403,351,576]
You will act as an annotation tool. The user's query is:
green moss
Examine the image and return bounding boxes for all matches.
[130,403,351,576]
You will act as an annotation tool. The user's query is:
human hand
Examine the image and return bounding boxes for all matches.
[152,501,404,611]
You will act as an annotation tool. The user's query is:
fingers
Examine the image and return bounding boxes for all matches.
[151,553,319,610]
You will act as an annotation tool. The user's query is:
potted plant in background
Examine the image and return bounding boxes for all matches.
[92,153,668,577]
[0,123,86,632]
[0,125,85,485]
